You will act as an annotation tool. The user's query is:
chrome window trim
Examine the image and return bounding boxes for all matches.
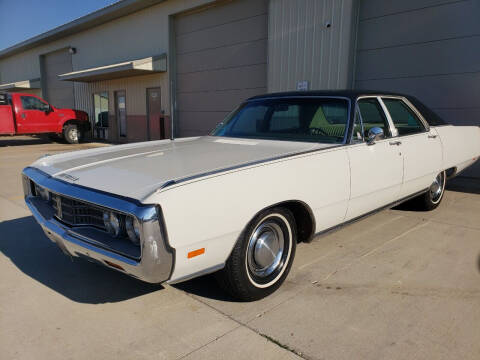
[22,166,174,283]
[380,95,430,136]
[352,95,395,143]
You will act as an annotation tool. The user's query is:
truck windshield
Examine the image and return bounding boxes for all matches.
[211,98,349,143]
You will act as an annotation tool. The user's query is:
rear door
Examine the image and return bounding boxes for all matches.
[345,97,403,221]
[381,96,442,198]
[16,95,51,133]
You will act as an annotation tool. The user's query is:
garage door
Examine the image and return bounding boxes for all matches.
[42,48,75,109]
[355,0,480,177]
[174,0,268,137]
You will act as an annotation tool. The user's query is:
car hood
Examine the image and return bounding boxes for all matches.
[31,136,336,201]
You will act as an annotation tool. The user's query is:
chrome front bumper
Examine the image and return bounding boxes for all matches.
[23,167,174,283]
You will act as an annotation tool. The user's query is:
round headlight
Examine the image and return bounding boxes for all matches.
[35,185,50,202]
[103,211,122,237]
[126,216,141,245]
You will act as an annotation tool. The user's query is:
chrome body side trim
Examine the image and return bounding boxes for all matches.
[23,167,174,283]
[311,188,429,240]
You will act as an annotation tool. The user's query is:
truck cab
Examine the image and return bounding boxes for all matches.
[0,92,90,143]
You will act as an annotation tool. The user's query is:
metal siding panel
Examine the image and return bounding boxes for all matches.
[175,0,268,137]
[356,35,480,81]
[434,108,480,127]
[175,0,267,35]
[359,0,464,20]
[176,15,267,55]
[355,72,480,110]
[357,0,480,50]
[177,63,267,93]
[43,49,74,108]
[176,39,267,74]
[267,0,355,92]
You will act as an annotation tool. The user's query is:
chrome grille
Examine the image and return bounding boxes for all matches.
[51,193,105,230]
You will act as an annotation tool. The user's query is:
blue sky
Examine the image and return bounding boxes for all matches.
[0,0,119,51]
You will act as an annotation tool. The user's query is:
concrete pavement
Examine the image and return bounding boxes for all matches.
[1,135,479,359]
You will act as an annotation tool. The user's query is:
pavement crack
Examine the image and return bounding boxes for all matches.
[175,324,241,360]
[176,289,310,359]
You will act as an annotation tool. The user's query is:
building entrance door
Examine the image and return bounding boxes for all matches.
[147,87,164,140]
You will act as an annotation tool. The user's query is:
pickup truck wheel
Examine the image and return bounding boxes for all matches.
[216,207,296,301]
[417,170,446,210]
[64,124,81,144]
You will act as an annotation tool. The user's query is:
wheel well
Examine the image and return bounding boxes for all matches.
[62,119,81,129]
[445,167,457,179]
[270,200,316,243]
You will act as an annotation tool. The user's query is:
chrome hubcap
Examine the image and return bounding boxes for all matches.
[430,172,445,202]
[70,128,78,141]
[247,221,284,278]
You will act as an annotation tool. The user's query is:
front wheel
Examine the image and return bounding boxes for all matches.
[63,124,82,144]
[417,170,446,210]
[216,207,296,301]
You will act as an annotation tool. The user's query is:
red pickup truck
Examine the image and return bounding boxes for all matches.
[0,92,90,143]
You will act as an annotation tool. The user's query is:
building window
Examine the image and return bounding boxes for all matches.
[93,91,109,139]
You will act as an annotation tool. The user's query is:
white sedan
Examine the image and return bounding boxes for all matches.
[22,90,480,300]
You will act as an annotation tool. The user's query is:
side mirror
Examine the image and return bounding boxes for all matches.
[44,105,52,114]
[367,127,384,145]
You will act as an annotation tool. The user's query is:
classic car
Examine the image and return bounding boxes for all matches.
[22,90,480,301]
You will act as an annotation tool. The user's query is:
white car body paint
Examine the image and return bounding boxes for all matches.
[26,101,480,285]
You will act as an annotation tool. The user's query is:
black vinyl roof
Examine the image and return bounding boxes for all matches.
[247,89,409,101]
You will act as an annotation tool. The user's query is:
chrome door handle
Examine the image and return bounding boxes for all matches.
[389,141,402,146]
[21,113,26,119]
[428,134,437,139]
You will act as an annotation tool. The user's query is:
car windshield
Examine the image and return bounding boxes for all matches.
[210,98,349,143]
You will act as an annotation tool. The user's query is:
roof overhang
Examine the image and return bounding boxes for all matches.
[0,78,41,91]
[0,0,168,59]
[58,54,167,82]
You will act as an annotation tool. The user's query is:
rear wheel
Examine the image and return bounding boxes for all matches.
[216,207,296,301]
[416,170,446,210]
[63,124,82,144]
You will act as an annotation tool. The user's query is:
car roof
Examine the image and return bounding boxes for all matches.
[247,89,409,101]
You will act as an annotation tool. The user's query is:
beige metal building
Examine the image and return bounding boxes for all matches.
[0,0,478,176]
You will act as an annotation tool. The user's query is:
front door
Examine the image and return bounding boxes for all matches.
[115,90,127,140]
[147,87,164,140]
[345,97,404,221]
[17,95,52,133]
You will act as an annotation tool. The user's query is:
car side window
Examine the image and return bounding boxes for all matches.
[382,98,426,136]
[21,96,49,111]
[357,98,391,138]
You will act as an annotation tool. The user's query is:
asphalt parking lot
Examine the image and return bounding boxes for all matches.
[1,135,479,360]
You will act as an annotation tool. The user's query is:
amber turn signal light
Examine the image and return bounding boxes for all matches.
[188,248,205,259]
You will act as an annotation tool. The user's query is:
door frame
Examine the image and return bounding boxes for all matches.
[114,89,127,140]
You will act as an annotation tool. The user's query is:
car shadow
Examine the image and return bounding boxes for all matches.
[173,274,238,302]
[0,216,163,304]
[445,176,480,195]
[0,136,56,147]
